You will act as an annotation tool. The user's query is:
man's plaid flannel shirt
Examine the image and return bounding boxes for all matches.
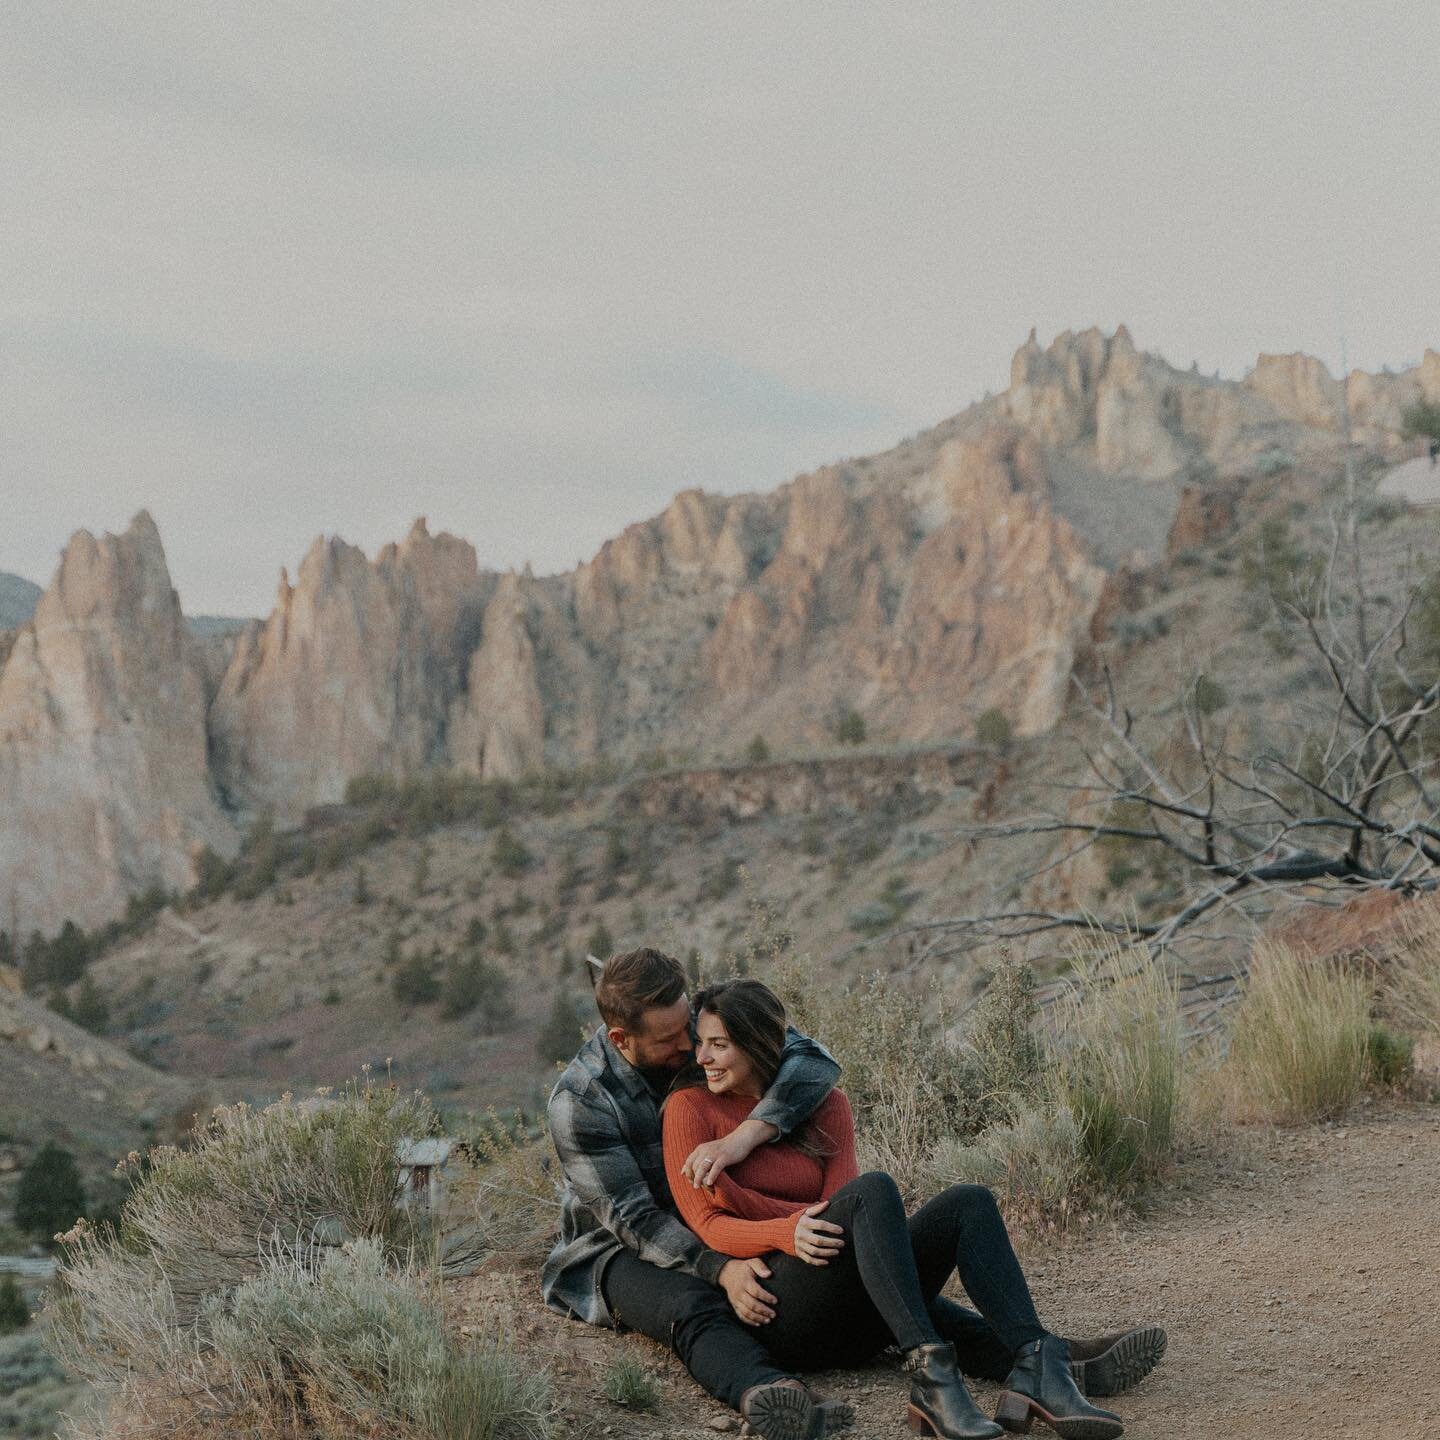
[541,1023,839,1325]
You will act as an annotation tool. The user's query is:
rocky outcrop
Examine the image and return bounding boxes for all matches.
[617,746,985,822]
[447,573,546,779]
[210,519,492,819]
[1166,481,1240,559]
[0,514,237,933]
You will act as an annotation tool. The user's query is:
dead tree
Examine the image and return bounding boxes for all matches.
[900,490,1440,965]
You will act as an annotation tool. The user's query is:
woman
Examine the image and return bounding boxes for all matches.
[662,979,1125,1440]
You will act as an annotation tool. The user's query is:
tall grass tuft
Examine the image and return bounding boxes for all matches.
[1048,935,1183,1194]
[603,1356,659,1411]
[1380,899,1440,1038]
[1224,939,1369,1123]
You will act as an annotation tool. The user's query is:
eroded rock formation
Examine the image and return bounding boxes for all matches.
[210,519,491,819]
[0,514,237,933]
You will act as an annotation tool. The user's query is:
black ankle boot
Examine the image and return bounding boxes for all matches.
[995,1336,1123,1440]
[903,1341,1004,1440]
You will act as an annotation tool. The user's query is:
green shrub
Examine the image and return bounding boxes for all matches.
[975,708,1014,752]
[603,1355,657,1410]
[847,900,895,936]
[834,708,867,745]
[393,952,441,1007]
[745,735,771,764]
[586,922,614,963]
[45,1081,438,1395]
[1365,1024,1414,1089]
[1190,673,1227,715]
[13,1144,86,1244]
[1239,516,1321,603]
[537,992,588,1064]
[441,955,516,1030]
[492,827,534,877]
[1401,397,1440,444]
[68,975,110,1033]
[0,1331,62,1390]
[700,856,742,903]
[0,1276,28,1335]
[1225,940,1369,1123]
[233,807,279,900]
[0,1331,74,1440]
[1050,939,1182,1194]
[204,1242,553,1440]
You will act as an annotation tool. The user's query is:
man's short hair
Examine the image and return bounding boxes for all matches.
[594,947,686,1033]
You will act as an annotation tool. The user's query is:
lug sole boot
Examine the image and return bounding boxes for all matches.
[740,1380,826,1440]
[1063,1327,1167,1398]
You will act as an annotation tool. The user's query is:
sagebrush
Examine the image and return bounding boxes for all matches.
[44,1080,551,1440]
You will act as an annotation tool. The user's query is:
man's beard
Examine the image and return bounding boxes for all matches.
[638,1055,691,1088]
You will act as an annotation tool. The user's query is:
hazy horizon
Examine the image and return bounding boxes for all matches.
[5,3,1437,613]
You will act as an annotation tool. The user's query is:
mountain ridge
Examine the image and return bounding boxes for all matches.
[2,326,1437,935]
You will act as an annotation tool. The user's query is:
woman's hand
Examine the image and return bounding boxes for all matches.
[792,1201,846,1266]
[682,1117,776,1188]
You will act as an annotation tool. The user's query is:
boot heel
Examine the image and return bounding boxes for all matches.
[906,1404,937,1436]
[994,1393,1034,1434]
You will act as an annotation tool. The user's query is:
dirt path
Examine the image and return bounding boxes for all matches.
[460,1100,1440,1440]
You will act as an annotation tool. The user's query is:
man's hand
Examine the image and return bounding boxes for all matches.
[719,1257,778,1325]
[793,1201,845,1267]
[682,1117,778,1188]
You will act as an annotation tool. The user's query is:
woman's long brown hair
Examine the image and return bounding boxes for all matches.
[677,977,833,1159]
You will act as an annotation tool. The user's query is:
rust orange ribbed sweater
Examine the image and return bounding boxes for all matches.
[662,1087,858,1258]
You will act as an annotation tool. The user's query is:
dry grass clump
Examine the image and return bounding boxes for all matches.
[1223,939,1369,1123]
[446,1113,561,1267]
[765,911,1008,1201]
[602,1355,658,1411]
[916,936,1184,1234]
[927,1104,1090,1237]
[1379,898,1440,1039]
[1047,936,1184,1194]
[44,1080,551,1440]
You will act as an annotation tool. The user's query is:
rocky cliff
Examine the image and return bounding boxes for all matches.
[10,328,1440,930]
[209,519,492,818]
[0,514,238,933]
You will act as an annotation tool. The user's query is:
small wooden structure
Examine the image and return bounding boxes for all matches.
[396,1137,453,1211]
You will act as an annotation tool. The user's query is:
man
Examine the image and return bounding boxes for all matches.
[543,948,1164,1438]
[544,946,845,1440]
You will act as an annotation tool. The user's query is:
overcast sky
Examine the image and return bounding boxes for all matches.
[3,3,1438,615]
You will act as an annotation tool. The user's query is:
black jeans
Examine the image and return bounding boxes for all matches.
[600,1250,790,1409]
[755,1172,1048,1376]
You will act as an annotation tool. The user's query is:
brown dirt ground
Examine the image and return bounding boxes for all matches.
[454,1098,1440,1440]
